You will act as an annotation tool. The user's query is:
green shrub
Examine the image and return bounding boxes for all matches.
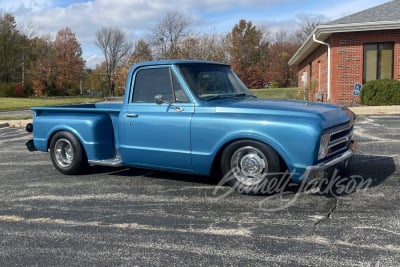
[0,83,16,97]
[270,81,280,88]
[360,79,400,106]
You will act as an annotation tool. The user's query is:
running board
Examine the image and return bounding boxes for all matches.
[88,153,123,167]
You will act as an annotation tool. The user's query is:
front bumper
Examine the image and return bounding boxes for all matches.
[304,140,357,179]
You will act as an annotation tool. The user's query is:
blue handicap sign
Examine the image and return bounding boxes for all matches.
[352,83,362,96]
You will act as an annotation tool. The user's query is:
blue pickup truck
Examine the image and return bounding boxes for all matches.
[26,60,356,194]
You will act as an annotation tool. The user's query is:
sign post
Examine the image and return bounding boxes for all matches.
[351,83,362,106]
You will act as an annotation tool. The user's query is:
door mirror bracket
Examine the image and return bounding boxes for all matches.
[154,94,184,112]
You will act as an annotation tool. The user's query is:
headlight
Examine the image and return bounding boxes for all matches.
[318,134,330,160]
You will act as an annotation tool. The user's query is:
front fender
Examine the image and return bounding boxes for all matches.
[191,114,320,177]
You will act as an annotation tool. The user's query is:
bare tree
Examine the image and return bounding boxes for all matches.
[150,11,190,59]
[292,15,325,45]
[95,26,132,96]
[18,22,37,39]
[113,39,153,96]
[178,31,230,63]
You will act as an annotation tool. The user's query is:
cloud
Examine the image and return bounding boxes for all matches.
[2,0,390,69]
[307,0,389,20]
[0,0,50,12]
[84,54,103,69]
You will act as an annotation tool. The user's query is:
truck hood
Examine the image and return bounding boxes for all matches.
[214,97,353,129]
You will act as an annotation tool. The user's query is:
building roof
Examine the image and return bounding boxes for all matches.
[328,0,400,24]
[288,0,400,66]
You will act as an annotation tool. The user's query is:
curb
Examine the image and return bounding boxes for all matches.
[348,105,400,115]
[0,119,32,129]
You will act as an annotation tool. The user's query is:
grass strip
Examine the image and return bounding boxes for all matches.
[0,97,103,111]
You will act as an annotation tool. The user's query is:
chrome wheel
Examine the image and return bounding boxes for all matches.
[221,140,282,194]
[231,146,268,186]
[54,138,74,168]
[49,131,87,175]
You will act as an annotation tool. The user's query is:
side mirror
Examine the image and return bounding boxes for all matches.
[154,94,165,105]
[154,94,184,112]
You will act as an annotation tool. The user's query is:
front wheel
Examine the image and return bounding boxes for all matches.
[220,140,282,194]
[49,131,87,175]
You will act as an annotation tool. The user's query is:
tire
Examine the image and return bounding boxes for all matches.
[220,140,282,195]
[49,131,87,175]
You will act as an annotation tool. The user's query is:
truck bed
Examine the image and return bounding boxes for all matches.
[31,102,123,113]
[31,102,123,161]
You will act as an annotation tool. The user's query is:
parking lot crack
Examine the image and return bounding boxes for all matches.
[311,198,338,237]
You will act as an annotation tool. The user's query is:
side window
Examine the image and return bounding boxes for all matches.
[133,68,174,103]
[132,67,189,103]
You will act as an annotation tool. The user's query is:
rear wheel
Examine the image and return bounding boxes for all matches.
[221,140,282,194]
[49,131,87,174]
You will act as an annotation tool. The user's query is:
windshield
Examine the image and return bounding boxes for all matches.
[178,63,254,101]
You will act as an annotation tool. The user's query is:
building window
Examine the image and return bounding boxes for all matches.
[363,43,394,83]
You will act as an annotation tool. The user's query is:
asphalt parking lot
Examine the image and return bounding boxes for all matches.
[0,114,399,266]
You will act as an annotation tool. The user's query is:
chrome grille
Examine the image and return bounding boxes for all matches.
[325,123,353,158]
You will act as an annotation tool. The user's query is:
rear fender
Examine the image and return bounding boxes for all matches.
[33,113,116,160]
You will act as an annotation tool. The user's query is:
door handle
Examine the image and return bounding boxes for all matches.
[125,114,139,118]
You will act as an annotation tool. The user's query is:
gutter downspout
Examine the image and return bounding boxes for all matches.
[312,34,331,101]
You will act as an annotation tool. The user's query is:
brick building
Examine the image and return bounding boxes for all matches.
[288,0,400,105]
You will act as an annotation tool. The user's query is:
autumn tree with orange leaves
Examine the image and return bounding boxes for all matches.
[227,19,269,88]
[0,10,315,98]
[30,35,54,96]
[54,28,84,95]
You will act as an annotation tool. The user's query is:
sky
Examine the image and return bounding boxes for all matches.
[0,0,390,68]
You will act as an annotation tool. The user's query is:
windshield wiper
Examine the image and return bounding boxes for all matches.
[202,94,232,101]
[203,93,255,101]
[232,93,256,98]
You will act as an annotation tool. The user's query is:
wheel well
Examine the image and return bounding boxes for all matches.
[47,130,87,161]
[47,130,66,150]
[211,138,288,176]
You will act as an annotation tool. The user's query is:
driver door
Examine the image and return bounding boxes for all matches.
[119,66,194,172]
